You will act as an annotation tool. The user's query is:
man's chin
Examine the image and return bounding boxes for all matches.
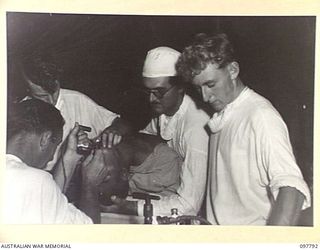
[210,102,224,113]
[151,105,164,115]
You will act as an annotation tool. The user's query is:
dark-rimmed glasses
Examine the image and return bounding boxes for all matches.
[141,85,175,99]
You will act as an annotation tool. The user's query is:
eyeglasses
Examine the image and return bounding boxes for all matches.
[141,85,176,99]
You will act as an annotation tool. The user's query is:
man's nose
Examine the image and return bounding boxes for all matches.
[149,92,157,102]
[201,86,210,102]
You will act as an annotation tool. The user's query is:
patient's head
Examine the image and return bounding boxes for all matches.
[97,133,164,205]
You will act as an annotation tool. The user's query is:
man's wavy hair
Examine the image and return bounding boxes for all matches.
[20,52,63,94]
[176,33,236,82]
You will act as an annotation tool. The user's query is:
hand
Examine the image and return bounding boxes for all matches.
[63,122,83,162]
[100,195,138,215]
[101,125,122,148]
[100,117,135,148]
[77,126,91,150]
[64,122,92,161]
[66,122,80,152]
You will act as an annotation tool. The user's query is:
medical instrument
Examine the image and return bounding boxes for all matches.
[156,215,211,225]
[132,192,160,224]
[79,124,92,132]
[76,125,102,155]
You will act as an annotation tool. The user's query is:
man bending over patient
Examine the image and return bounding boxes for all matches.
[3,99,110,224]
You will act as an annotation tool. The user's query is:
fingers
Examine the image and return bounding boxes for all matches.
[107,133,114,148]
[70,122,80,137]
[77,130,91,148]
[102,132,122,148]
[66,122,81,153]
[113,134,122,145]
[102,133,108,148]
[77,130,88,140]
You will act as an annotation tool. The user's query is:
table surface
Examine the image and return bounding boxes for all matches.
[101,212,145,224]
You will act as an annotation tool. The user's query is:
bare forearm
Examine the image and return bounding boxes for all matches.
[267,186,304,226]
[79,183,101,224]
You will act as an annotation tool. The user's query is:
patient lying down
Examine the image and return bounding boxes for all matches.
[67,133,182,208]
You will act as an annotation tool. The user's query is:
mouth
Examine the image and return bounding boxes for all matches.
[209,100,225,112]
[151,102,162,108]
[207,98,218,105]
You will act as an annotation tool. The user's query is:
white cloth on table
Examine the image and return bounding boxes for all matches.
[206,87,311,225]
[2,154,92,224]
[140,94,210,216]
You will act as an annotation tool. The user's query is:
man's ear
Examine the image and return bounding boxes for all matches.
[40,131,53,151]
[227,62,240,80]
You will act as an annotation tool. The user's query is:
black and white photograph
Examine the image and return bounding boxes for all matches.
[5,12,315,225]
[1,0,319,244]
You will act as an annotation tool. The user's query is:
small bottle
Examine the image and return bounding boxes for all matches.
[171,208,180,225]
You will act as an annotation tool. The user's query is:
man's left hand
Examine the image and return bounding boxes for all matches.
[101,117,135,148]
[101,126,122,148]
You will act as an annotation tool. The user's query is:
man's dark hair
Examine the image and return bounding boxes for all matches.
[176,33,236,82]
[20,52,62,94]
[7,99,65,142]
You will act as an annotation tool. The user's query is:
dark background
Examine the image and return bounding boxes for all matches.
[7,13,315,197]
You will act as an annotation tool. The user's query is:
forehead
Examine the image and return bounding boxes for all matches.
[143,76,171,89]
[192,63,227,86]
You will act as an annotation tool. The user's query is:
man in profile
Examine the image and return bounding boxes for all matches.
[176,33,311,225]
[18,52,133,191]
[3,99,110,223]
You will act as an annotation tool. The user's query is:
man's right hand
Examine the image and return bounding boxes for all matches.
[63,122,91,162]
[53,122,89,192]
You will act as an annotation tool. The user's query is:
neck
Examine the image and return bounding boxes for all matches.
[52,88,60,106]
[165,92,184,116]
[233,78,246,101]
[7,135,38,168]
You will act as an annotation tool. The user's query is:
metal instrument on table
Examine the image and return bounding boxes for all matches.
[132,192,160,224]
[156,214,211,225]
[131,192,211,225]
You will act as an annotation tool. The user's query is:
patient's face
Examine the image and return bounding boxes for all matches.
[98,174,129,206]
[98,149,129,206]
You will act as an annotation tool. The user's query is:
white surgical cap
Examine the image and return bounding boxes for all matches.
[142,47,181,77]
